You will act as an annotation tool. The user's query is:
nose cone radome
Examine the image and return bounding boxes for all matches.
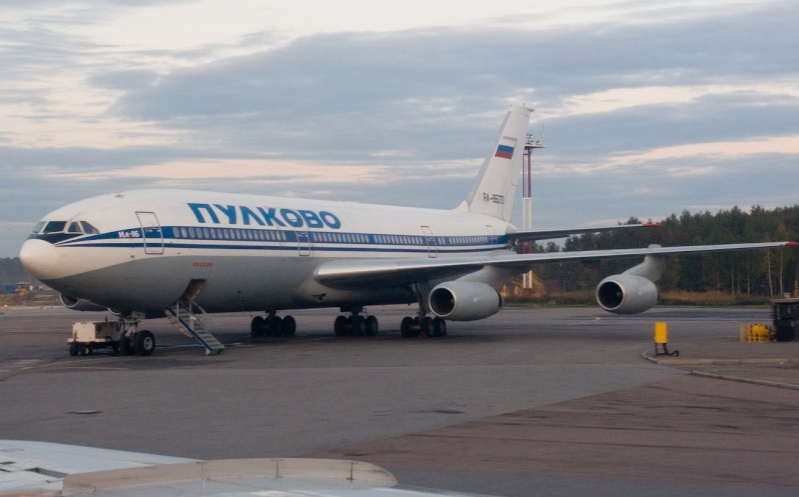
[19,238,60,282]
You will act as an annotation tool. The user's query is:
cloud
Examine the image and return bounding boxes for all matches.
[81,2,795,161]
[1,1,798,256]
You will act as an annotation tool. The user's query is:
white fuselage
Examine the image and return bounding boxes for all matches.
[21,189,514,315]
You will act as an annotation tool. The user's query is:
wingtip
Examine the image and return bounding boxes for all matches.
[786,241,799,247]
[643,223,663,228]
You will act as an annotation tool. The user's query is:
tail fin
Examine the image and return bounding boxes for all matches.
[459,103,532,222]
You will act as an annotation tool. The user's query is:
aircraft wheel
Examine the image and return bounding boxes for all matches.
[282,315,296,336]
[432,317,447,337]
[419,317,433,337]
[250,316,265,337]
[334,315,348,336]
[266,316,283,336]
[136,330,156,356]
[365,315,378,336]
[349,315,366,336]
[400,317,415,338]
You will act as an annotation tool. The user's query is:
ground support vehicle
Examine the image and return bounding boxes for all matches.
[68,320,155,356]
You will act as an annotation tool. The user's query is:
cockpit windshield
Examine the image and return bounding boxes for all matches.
[42,221,67,233]
[29,220,100,243]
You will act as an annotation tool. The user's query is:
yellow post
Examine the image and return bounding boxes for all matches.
[654,322,668,344]
[653,322,677,356]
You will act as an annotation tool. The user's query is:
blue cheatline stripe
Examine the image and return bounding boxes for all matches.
[55,225,509,255]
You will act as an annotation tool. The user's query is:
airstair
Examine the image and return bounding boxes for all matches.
[164,280,225,355]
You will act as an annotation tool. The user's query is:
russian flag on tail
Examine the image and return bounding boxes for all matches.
[494,137,516,159]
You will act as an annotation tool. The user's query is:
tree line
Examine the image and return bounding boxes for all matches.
[0,257,29,290]
[530,205,799,297]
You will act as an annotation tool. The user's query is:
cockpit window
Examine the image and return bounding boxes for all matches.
[29,219,100,243]
[43,221,67,233]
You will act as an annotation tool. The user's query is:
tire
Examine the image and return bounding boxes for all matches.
[69,343,78,356]
[400,316,415,338]
[432,317,447,337]
[250,316,265,337]
[350,315,366,336]
[282,316,296,336]
[266,316,283,336]
[365,315,378,336]
[136,330,156,356]
[420,317,433,337]
[334,315,348,336]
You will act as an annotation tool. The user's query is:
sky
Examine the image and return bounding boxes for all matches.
[1,0,797,256]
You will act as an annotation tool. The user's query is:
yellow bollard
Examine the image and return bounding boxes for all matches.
[654,322,678,356]
[655,322,668,344]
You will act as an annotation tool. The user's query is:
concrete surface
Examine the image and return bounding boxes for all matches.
[1,305,797,496]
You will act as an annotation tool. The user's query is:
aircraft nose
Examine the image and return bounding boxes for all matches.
[19,238,60,282]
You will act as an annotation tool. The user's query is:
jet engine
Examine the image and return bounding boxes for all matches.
[596,274,659,314]
[429,281,503,321]
[60,294,109,312]
[595,251,667,315]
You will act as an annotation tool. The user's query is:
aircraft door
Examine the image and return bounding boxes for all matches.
[296,231,311,256]
[421,226,437,258]
[136,211,164,255]
[486,225,497,247]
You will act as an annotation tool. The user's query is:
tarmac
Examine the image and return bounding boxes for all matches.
[1,305,798,497]
[310,319,799,496]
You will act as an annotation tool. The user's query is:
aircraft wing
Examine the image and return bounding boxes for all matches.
[315,241,797,289]
[506,223,661,242]
[0,440,496,497]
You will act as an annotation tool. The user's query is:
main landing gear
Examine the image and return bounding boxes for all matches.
[250,311,296,337]
[334,312,379,336]
[398,282,447,338]
[248,302,447,339]
[400,315,447,338]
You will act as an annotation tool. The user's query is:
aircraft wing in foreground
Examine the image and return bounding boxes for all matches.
[0,440,496,497]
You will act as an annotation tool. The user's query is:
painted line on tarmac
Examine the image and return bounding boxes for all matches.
[690,369,799,390]
[0,359,57,381]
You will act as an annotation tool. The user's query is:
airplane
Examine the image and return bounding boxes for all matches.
[0,439,495,496]
[19,103,796,355]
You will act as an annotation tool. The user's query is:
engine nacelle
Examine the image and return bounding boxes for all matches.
[596,274,659,314]
[60,294,109,312]
[428,281,503,321]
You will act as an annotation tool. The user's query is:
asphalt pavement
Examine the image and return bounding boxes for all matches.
[1,305,797,497]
